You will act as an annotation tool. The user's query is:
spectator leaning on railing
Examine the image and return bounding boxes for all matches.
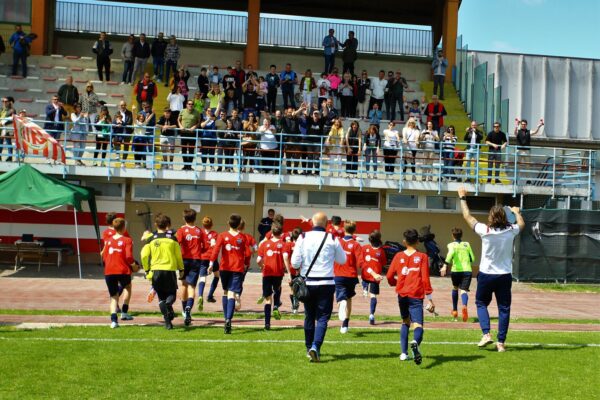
[441,125,457,180]
[70,103,89,166]
[116,101,134,161]
[514,118,544,184]
[178,100,202,171]
[157,107,178,169]
[463,120,484,183]
[0,97,15,162]
[44,95,67,141]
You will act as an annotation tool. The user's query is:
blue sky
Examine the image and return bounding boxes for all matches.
[458,0,599,59]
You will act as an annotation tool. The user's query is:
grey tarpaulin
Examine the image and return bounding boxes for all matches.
[517,209,600,283]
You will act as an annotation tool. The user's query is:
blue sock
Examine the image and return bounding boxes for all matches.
[181,300,186,310]
[110,313,118,323]
[221,296,227,319]
[121,304,129,314]
[370,298,377,315]
[198,281,206,298]
[226,298,235,320]
[362,280,368,290]
[400,324,409,354]
[264,304,271,326]
[186,297,194,309]
[461,292,469,306]
[451,289,458,311]
[414,327,424,345]
[342,318,349,328]
[208,277,220,299]
[274,287,281,307]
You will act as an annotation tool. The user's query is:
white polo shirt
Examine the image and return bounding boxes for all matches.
[474,223,520,275]
[291,228,347,285]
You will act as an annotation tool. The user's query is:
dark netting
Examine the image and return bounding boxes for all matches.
[517,209,600,282]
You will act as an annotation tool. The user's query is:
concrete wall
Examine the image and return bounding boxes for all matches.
[470,51,600,141]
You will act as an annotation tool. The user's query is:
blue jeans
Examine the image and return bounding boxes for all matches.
[324,54,335,74]
[464,147,477,179]
[122,60,134,83]
[153,57,164,81]
[164,60,177,84]
[365,147,378,172]
[12,52,27,77]
[442,150,455,177]
[303,284,335,351]
[476,272,512,342]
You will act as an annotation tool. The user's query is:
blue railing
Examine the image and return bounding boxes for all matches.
[0,119,593,197]
[55,1,433,57]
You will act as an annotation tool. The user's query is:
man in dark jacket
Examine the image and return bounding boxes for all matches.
[116,101,134,160]
[57,75,79,115]
[340,31,358,75]
[258,209,275,241]
[92,32,113,82]
[389,71,408,122]
[132,33,151,84]
[44,95,68,140]
[151,32,167,83]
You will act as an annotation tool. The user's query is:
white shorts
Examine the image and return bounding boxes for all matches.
[160,136,175,148]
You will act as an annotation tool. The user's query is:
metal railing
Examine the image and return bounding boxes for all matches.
[0,119,594,197]
[55,1,433,57]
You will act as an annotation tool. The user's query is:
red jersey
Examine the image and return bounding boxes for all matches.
[386,250,432,299]
[361,245,387,281]
[334,237,362,278]
[102,227,130,245]
[211,231,251,273]
[283,241,298,276]
[176,225,205,260]
[243,232,257,268]
[265,230,291,242]
[327,225,345,239]
[200,229,219,260]
[102,235,134,275]
[257,238,286,277]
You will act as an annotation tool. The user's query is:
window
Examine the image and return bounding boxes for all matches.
[89,182,124,199]
[388,194,419,209]
[175,185,212,202]
[466,196,496,212]
[216,187,252,202]
[267,189,300,204]
[426,196,456,210]
[346,191,379,208]
[307,191,340,206]
[134,184,172,200]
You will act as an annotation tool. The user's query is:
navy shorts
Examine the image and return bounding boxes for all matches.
[105,274,131,297]
[183,259,202,286]
[398,296,424,325]
[362,279,380,295]
[220,270,244,294]
[451,272,472,291]
[334,277,359,302]
[262,276,283,298]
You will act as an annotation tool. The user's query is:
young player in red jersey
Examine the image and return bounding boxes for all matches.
[361,230,387,325]
[101,212,132,311]
[200,216,219,307]
[327,215,345,239]
[238,219,258,310]
[334,220,363,333]
[101,218,138,328]
[256,223,286,330]
[175,209,205,326]
[210,213,251,334]
[386,229,435,365]
[283,228,302,314]
[263,214,291,243]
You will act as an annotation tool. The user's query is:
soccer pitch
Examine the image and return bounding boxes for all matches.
[1,325,598,399]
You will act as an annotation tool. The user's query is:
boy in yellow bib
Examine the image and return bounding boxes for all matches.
[441,227,475,322]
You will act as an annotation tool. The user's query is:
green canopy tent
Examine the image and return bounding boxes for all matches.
[0,164,101,279]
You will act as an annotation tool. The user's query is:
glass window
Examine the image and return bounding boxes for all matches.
[267,189,300,204]
[346,191,379,208]
[89,182,124,198]
[134,184,172,200]
[216,187,252,202]
[466,196,496,212]
[175,185,212,202]
[307,191,340,206]
[426,196,457,210]
[388,194,419,209]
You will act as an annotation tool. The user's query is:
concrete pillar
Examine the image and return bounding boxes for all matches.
[244,0,260,69]
[30,0,51,55]
[442,0,459,80]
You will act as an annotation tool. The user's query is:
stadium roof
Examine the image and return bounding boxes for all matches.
[111,0,453,46]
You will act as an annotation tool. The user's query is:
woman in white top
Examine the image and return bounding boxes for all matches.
[419,121,440,181]
[382,121,400,174]
[166,86,185,121]
[402,118,420,179]
[325,118,344,177]
[257,118,278,173]
[70,103,89,166]
[458,186,524,352]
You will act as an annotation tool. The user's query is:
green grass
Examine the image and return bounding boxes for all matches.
[0,325,598,399]
[527,283,600,294]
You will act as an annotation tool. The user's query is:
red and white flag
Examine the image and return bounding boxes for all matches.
[12,116,66,164]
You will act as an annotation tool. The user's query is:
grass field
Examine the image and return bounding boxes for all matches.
[528,283,600,294]
[1,324,598,399]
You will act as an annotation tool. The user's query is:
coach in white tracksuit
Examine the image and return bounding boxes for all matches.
[292,212,346,362]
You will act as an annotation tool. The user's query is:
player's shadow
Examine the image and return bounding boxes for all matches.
[322,351,398,363]
[480,344,589,353]
[423,354,485,369]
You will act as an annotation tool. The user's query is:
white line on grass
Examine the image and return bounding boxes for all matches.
[0,336,598,347]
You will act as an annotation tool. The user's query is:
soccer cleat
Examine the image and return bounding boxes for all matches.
[184,307,192,326]
[207,297,216,303]
[197,297,204,312]
[369,314,375,325]
[496,342,506,352]
[308,346,320,363]
[478,333,494,347]
[146,289,155,303]
[462,306,469,322]
[338,301,347,321]
[451,310,458,320]
[120,312,134,321]
[399,353,410,361]
[165,320,173,330]
[410,340,422,365]
[224,319,232,334]
[256,296,265,305]
[273,308,281,320]
[340,326,348,334]
[264,324,271,331]
[110,321,119,329]
[167,305,175,321]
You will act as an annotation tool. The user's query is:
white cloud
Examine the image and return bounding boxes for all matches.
[491,40,520,53]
